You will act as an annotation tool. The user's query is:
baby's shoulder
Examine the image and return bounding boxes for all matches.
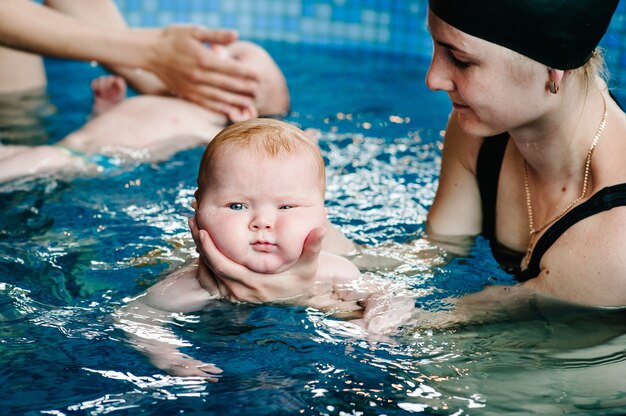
[317,251,360,284]
[148,260,221,312]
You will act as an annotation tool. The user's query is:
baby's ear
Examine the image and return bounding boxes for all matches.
[227,102,258,123]
[191,191,199,212]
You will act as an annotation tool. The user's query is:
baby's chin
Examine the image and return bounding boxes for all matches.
[244,259,296,274]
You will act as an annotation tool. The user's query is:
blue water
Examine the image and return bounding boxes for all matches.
[1,43,626,415]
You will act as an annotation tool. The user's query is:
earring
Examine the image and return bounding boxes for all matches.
[549,80,559,94]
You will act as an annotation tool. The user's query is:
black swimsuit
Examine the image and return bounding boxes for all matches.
[476,134,626,282]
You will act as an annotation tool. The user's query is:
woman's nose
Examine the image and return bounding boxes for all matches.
[425,51,454,92]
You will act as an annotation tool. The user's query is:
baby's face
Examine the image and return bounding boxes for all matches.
[197,148,326,274]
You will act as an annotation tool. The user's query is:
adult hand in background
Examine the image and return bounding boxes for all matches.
[189,217,322,306]
[0,0,260,115]
[145,25,260,115]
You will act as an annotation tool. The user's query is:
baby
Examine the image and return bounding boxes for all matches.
[0,41,289,183]
[117,119,410,379]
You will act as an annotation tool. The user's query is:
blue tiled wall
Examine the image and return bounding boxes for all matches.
[114,0,626,94]
[116,0,431,55]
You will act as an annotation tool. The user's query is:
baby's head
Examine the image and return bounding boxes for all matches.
[221,41,290,118]
[195,119,326,274]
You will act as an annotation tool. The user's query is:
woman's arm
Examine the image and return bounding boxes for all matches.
[0,0,259,113]
[43,0,167,95]
[426,111,484,237]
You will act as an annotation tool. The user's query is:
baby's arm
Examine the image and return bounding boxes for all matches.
[301,251,365,319]
[315,252,417,335]
[116,261,222,378]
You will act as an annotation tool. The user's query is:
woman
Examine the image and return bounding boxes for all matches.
[190,0,626,315]
[425,0,625,307]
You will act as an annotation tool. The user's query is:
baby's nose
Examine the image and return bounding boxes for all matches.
[249,212,274,230]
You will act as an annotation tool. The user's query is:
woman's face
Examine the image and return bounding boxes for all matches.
[425,10,549,137]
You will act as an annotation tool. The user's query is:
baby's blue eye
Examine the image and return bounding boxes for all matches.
[279,205,294,210]
[229,203,245,210]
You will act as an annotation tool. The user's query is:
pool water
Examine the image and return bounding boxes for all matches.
[2,43,626,415]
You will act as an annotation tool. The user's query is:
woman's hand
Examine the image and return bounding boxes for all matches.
[358,291,417,335]
[189,217,323,305]
[144,25,260,115]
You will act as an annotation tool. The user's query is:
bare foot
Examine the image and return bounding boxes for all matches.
[91,75,127,115]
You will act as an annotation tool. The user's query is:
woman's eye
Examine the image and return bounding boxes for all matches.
[448,51,471,69]
[228,203,245,210]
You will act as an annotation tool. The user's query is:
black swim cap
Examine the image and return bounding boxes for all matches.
[428,0,620,70]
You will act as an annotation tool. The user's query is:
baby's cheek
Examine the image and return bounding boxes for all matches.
[207,216,250,254]
[280,225,311,258]
[194,207,213,230]
[210,227,245,262]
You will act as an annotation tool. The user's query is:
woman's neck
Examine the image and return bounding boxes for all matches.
[511,85,606,183]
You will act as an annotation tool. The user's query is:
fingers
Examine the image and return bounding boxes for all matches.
[298,227,326,266]
[155,25,259,112]
[367,315,395,335]
[186,99,230,118]
[194,61,260,95]
[183,83,256,114]
[168,360,223,381]
[192,218,320,304]
[360,293,417,334]
[333,285,370,302]
[191,27,238,46]
[197,229,248,284]
[153,351,223,381]
[327,301,365,320]
[188,217,200,252]
[197,228,245,284]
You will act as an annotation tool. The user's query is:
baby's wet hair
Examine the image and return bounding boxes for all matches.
[196,119,325,201]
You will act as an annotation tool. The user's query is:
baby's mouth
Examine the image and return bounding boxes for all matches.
[251,241,277,253]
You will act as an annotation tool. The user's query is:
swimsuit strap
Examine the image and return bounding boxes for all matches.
[476,133,510,240]
[523,183,626,279]
[55,145,119,170]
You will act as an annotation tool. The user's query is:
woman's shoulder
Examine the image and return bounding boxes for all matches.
[441,111,487,175]
[596,97,626,183]
[531,199,626,306]
[526,148,626,305]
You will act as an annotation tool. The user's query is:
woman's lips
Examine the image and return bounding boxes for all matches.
[452,101,469,110]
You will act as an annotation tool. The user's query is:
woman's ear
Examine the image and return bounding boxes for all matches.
[548,68,565,94]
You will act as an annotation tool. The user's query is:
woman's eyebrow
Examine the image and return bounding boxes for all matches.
[435,40,462,52]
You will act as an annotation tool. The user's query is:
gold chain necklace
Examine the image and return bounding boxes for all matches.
[523,98,608,265]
